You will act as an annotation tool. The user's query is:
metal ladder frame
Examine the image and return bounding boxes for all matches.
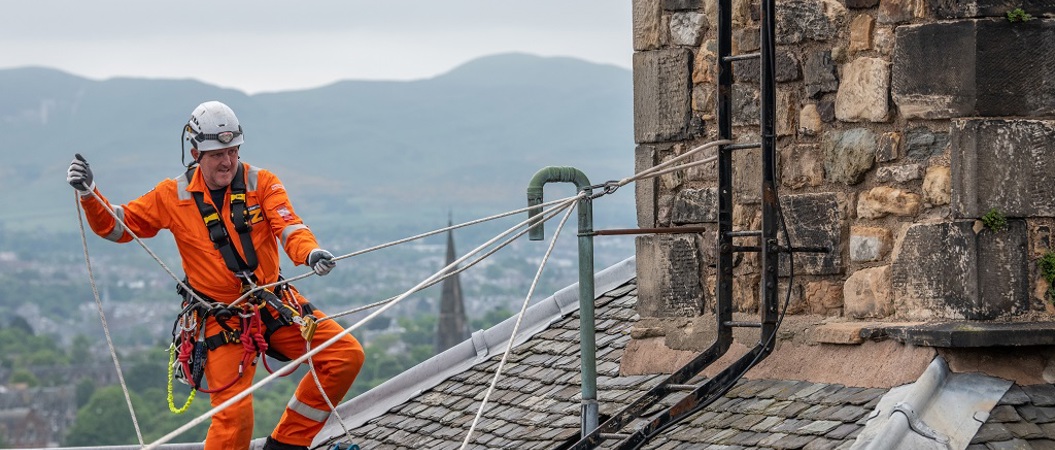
[564,0,808,447]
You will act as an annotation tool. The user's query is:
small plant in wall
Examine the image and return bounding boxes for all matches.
[1040,251,1055,302]
[1007,7,1034,22]
[981,208,1008,232]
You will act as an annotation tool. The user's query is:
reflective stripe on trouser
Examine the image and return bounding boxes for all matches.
[270,306,365,447]
[201,301,364,450]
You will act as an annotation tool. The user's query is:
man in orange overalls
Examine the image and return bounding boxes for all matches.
[67,100,365,450]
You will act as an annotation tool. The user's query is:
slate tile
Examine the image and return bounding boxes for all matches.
[804,437,842,450]
[825,423,860,440]
[798,420,843,435]
[989,405,1024,423]
[985,438,1034,450]
[1026,439,1055,450]
[973,423,1013,444]
[788,383,829,401]
[771,433,819,449]
[777,400,814,418]
[1040,422,1055,438]
[1002,386,1032,406]
[727,430,766,446]
[1006,421,1046,439]
[752,415,787,432]
[1019,405,1055,424]
[1025,385,1055,407]
[845,387,887,405]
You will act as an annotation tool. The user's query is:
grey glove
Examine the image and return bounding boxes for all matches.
[67,153,95,195]
[307,248,336,276]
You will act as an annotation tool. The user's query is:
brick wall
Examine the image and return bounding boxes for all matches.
[632,0,1055,336]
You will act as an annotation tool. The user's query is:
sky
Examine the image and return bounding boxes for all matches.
[1,0,633,94]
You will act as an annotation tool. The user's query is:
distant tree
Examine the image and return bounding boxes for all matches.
[6,315,34,335]
[65,385,147,446]
[9,368,39,387]
[75,378,96,408]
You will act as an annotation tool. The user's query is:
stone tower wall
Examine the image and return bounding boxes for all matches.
[632,0,1055,331]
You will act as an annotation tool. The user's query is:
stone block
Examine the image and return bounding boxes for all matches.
[849,15,875,52]
[850,226,893,262]
[733,146,762,204]
[904,126,949,161]
[636,144,664,228]
[781,193,846,275]
[876,132,900,163]
[818,99,836,123]
[777,89,798,137]
[951,119,1055,218]
[824,128,877,185]
[878,0,926,23]
[875,163,924,183]
[891,221,1029,320]
[692,39,717,84]
[776,0,847,44]
[664,0,702,10]
[923,165,951,206]
[858,187,922,219]
[893,20,1055,119]
[835,57,891,122]
[692,84,715,120]
[847,0,880,8]
[733,50,801,84]
[636,234,706,317]
[844,265,895,318]
[929,0,1055,19]
[634,49,693,143]
[875,27,896,55]
[781,144,825,189]
[799,104,822,136]
[804,50,839,98]
[672,187,719,224]
[670,12,707,46]
[735,27,760,52]
[805,280,844,315]
[732,84,760,126]
[634,0,664,51]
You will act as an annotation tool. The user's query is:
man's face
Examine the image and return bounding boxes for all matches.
[193,146,240,190]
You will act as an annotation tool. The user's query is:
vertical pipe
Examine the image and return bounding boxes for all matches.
[760,0,780,336]
[716,0,735,348]
[525,166,597,438]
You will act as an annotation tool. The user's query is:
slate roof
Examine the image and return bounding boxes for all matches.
[315,257,1055,450]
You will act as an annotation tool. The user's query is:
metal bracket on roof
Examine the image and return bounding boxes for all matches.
[471,330,489,360]
[891,402,951,448]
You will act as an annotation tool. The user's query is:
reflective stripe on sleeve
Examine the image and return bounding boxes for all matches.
[286,396,331,422]
[176,172,192,201]
[246,165,260,191]
[104,206,127,242]
[280,224,308,247]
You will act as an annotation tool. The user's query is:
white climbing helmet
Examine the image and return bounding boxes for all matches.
[185,101,244,152]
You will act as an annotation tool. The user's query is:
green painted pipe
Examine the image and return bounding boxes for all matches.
[526,166,598,437]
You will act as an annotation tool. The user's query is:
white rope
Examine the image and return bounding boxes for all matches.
[303,195,584,445]
[81,190,211,309]
[614,139,732,188]
[74,193,145,446]
[228,194,581,309]
[142,195,582,450]
[459,197,577,450]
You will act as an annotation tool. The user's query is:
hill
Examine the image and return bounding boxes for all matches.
[0,53,634,234]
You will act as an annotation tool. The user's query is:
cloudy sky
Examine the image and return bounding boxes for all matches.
[1,1,632,94]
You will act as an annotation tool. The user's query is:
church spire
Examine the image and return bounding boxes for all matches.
[436,214,469,353]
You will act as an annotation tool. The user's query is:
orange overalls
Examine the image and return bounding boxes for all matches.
[79,162,364,449]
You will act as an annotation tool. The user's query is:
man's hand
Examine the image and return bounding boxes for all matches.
[67,153,95,195]
[307,248,336,276]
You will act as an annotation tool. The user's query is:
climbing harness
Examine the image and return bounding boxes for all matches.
[186,163,258,278]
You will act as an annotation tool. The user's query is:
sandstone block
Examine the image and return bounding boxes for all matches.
[929,0,1055,19]
[891,221,1029,320]
[893,20,1055,119]
[878,0,926,23]
[844,265,894,318]
[849,14,875,52]
[732,85,760,127]
[634,49,693,143]
[782,193,846,275]
[778,90,798,137]
[781,144,825,189]
[805,280,844,315]
[858,187,922,219]
[824,128,877,185]
[799,104,823,136]
[904,126,949,161]
[835,57,891,122]
[672,188,719,224]
[922,165,951,206]
[875,27,896,55]
[692,39,717,84]
[875,163,924,183]
[634,0,664,51]
[850,226,893,262]
[951,119,1055,218]
[776,0,847,44]
[636,144,663,228]
[670,12,707,46]
[636,234,706,317]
